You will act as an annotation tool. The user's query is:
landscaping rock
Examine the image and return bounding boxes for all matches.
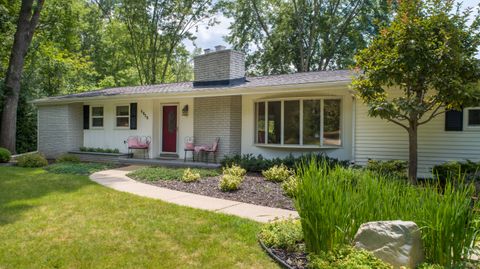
[353,220,423,269]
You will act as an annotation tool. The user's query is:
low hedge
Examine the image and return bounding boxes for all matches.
[432,160,480,182]
[221,153,349,173]
[79,147,120,154]
[17,153,48,168]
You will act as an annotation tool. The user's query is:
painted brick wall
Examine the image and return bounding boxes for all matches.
[38,103,83,158]
[193,49,245,82]
[193,96,242,159]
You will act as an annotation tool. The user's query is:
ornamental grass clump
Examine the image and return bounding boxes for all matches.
[262,164,293,182]
[219,164,246,192]
[295,158,479,267]
[181,168,201,183]
[17,153,48,168]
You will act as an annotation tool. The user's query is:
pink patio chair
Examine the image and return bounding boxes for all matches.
[203,137,220,163]
[127,136,151,159]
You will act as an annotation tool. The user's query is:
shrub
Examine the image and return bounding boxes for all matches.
[17,153,48,168]
[258,218,303,252]
[218,164,245,192]
[366,159,408,179]
[0,147,11,163]
[296,159,479,267]
[309,246,391,269]
[262,164,293,182]
[181,168,201,183]
[56,154,80,163]
[223,164,246,177]
[221,153,349,173]
[79,147,120,154]
[219,174,243,192]
[281,175,299,198]
[432,160,480,182]
[45,162,116,175]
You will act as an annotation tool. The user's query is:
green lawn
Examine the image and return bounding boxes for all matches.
[0,167,277,269]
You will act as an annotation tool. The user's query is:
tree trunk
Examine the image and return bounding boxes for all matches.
[408,125,418,184]
[0,0,44,153]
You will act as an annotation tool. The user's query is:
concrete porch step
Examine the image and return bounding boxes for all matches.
[158,153,179,160]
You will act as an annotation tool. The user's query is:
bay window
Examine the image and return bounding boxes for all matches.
[255,98,342,147]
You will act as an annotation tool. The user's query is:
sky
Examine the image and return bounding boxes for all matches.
[183,0,480,53]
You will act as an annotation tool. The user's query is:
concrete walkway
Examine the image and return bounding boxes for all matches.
[90,166,298,223]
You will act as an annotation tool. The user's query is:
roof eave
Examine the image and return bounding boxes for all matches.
[31,79,352,106]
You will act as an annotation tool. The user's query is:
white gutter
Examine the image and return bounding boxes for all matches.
[31,80,352,106]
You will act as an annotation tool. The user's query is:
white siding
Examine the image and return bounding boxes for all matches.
[83,98,194,159]
[84,100,154,158]
[354,95,480,177]
[241,89,354,161]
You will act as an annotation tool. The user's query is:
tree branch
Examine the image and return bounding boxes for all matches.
[418,104,445,125]
[387,118,409,131]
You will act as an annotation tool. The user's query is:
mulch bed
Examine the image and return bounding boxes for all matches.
[141,173,295,210]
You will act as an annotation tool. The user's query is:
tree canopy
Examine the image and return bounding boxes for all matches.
[0,0,217,152]
[221,0,394,75]
[352,0,480,182]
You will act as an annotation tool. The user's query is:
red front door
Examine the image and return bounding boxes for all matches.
[162,106,177,152]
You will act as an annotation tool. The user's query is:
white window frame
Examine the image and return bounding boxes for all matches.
[464,107,480,131]
[115,104,130,129]
[253,96,343,148]
[90,106,104,129]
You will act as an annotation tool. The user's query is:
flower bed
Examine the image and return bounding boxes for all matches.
[127,167,294,210]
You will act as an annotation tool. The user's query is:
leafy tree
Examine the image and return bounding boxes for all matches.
[221,0,393,75]
[353,0,480,183]
[0,0,44,153]
[118,0,217,84]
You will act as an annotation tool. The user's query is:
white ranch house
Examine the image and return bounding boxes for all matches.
[33,48,480,177]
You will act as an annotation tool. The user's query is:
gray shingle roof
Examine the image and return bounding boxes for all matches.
[44,70,353,100]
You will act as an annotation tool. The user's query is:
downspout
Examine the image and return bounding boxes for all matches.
[351,95,356,163]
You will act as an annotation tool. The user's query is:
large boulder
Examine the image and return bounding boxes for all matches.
[353,220,424,269]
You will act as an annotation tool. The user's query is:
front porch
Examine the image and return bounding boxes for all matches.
[118,157,221,169]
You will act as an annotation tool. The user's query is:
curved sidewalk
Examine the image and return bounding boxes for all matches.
[90,166,298,223]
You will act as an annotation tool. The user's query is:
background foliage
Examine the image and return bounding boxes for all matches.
[0,0,215,153]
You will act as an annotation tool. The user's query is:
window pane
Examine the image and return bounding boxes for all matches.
[324,99,341,146]
[468,109,480,126]
[267,101,281,144]
[116,106,129,116]
[116,117,129,127]
[92,107,103,117]
[92,118,103,127]
[255,102,265,143]
[303,100,321,145]
[284,101,300,144]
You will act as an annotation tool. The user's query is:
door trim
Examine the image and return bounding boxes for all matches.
[160,104,179,154]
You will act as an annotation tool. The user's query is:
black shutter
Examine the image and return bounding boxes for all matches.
[130,103,137,130]
[83,105,90,129]
[445,109,463,131]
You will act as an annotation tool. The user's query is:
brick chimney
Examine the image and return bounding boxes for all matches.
[193,47,245,87]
